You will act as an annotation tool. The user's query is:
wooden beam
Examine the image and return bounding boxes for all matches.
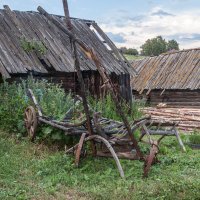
[62,0,73,30]
[92,23,138,75]
[90,48,144,159]
[61,1,96,155]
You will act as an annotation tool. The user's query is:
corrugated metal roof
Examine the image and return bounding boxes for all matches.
[131,48,200,93]
[0,9,132,78]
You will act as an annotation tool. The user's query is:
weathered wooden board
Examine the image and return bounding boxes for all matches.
[132,49,200,92]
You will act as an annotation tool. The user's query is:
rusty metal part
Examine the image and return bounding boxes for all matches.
[143,141,159,178]
[75,132,87,167]
[24,106,38,141]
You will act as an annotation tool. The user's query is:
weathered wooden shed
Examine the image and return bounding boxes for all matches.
[0,6,134,101]
[131,48,200,107]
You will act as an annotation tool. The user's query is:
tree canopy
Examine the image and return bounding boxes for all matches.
[119,47,138,55]
[140,36,179,56]
[167,39,179,51]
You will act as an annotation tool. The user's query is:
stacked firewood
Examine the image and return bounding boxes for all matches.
[142,107,200,132]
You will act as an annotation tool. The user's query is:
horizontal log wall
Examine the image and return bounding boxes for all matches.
[133,89,200,107]
[2,71,132,102]
[132,90,149,102]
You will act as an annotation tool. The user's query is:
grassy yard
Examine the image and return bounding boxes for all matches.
[0,130,200,200]
[124,54,146,61]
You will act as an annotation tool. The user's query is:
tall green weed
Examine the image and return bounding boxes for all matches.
[89,94,145,121]
[0,78,73,137]
[0,78,145,141]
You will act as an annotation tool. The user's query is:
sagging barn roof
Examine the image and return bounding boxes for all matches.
[0,7,133,79]
[131,48,200,93]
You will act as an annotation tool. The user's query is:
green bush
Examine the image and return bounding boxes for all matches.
[0,78,144,142]
[0,78,73,138]
[89,94,145,121]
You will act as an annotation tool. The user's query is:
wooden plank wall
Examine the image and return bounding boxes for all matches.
[5,71,132,102]
[133,89,200,107]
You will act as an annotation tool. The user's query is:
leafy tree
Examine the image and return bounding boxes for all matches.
[119,47,138,55]
[167,39,179,51]
[140,36,167,56]
[125,48,138,55]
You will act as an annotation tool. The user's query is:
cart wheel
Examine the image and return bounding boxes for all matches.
[143,143,158,178]
[24,106,38,141]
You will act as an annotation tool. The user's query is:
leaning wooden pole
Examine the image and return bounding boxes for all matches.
[62,0,73,30]
[90,49,144,159]
[62,0,96,156]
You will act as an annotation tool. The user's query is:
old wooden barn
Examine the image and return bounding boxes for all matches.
[0,6,134,101]
[131,48,200,107]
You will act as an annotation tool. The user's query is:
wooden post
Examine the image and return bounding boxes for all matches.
[90,48,144,159]
[174,128,186,152]
[62,0,96,156]
[28,89,43,117]
[62,0,73,30]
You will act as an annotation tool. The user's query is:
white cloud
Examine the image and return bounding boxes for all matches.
[99,7,200,50]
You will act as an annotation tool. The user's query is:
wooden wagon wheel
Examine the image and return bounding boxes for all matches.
[24,106,38,141]
[143,142,159,178]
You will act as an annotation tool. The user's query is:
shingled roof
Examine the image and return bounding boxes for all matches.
[0,7,133,79]
[131,48,200,93]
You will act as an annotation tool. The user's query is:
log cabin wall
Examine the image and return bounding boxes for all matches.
[5,71,132,102]
[133,89,200,107]
[132,89,149,101]
[131,48,200,106]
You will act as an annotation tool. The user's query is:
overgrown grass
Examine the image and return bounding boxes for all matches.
[188,130,200,144]
[124,54,146,61]
[0,78,74,133]
[89,94,145,121]
[0,130,199,200]
[0,79,199,199]
[0,78,77,144]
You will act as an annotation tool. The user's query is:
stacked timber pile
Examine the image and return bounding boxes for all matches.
[142,107,200,131]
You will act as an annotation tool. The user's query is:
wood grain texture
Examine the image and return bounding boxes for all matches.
[0,8,132,76]
[132,49,200,92]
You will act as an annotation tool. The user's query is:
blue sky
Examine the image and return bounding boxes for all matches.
[0,0,200,50]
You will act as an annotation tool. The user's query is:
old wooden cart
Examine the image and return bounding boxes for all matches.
[25,89,185,178]
[25,3,185,178]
